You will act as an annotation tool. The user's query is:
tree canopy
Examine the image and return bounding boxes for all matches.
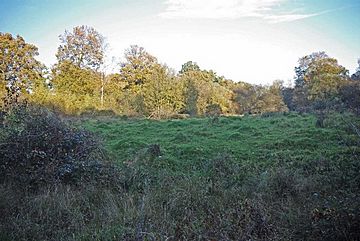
[56,25,106,70]
[119,45,158,93]
[0,32,43,107]
[1,29,359,117]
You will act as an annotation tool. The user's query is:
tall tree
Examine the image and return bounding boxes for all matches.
[340,81,360,115]
[52,26,106,113]
[119,45,158,93]
[179,64,232,116]
[56,25,106,70]
[281,83,295,111]
[293,52,348,110]
[51,60,101,114]
[0,32,43,107]
[294,51,328,88]
[143,64,183,119]
[101,73,126,111]
[234,81,287,114]
[305,57,349,100]
[0,78,6,109]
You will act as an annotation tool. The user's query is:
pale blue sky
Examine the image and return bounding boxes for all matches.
[1,0,359,84]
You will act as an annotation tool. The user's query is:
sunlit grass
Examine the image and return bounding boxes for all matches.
[81,112,357,176]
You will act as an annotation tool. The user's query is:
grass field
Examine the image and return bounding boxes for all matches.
[81,113,357,176]
[2,111,360,240]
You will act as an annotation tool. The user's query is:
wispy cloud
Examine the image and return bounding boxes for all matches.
[159,0,323,23]
[263,12,320,23]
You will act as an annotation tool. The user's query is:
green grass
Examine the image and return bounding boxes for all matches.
[81,113,357,176]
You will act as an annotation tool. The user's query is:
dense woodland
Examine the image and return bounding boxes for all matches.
[1,25,360,117]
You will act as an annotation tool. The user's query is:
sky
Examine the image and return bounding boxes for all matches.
[1,0,359,85]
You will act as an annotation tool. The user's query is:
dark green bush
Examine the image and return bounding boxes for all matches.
[0,105,120,190]
[340,81,360,115]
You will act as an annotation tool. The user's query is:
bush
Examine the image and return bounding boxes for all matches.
[0,105,120,190]
[340,81,360,115]
[205,103,222,117]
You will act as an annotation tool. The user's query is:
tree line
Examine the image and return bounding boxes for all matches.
[1,26,360,118]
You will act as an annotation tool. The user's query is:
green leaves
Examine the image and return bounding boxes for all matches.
[293,52,350,110]
[119,45,158,93]
[0,33,44,106]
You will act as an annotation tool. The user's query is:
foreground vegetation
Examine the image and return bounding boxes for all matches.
[1,106,359,240]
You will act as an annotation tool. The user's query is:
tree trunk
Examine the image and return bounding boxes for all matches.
[100,72,105,108]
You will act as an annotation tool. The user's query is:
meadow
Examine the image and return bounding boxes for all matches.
[1,110,360,240]
[81,113,355,176]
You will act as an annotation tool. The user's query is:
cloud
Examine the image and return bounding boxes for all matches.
[263,13,320,23]
[159,0,322,23]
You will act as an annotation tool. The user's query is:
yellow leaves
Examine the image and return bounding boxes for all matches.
[0,32,43,106]
[119,45,159,92]
[52,61,101,96]
[301,56,349,101]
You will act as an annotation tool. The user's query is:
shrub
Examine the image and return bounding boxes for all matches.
[205,103,222,117]
[340,81,360,115]
[0,105,120,190]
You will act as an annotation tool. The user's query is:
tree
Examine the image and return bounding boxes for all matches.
[56,25,106,70]
[98,57,119,109]
[52,61,100,96]
[28,69,52,107]
[0,80,5,109]
[305,57,349,100]
[340,59,360,115]
[52,26,107,113]
[183,77,199,116]
[233,82,258,114]
[258,81,288,113]
[294,51,328,88]
[234,81,287,114]
[143,64,183,119]
[339,81,360,115]
[119,45,158,93]
[0,32,43,107]
[51,61,101,114]
[281,87,295,111]
[179,61,200,75]
[293,52,349,111]
[179,65,232,116]
[102,73,126,112]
